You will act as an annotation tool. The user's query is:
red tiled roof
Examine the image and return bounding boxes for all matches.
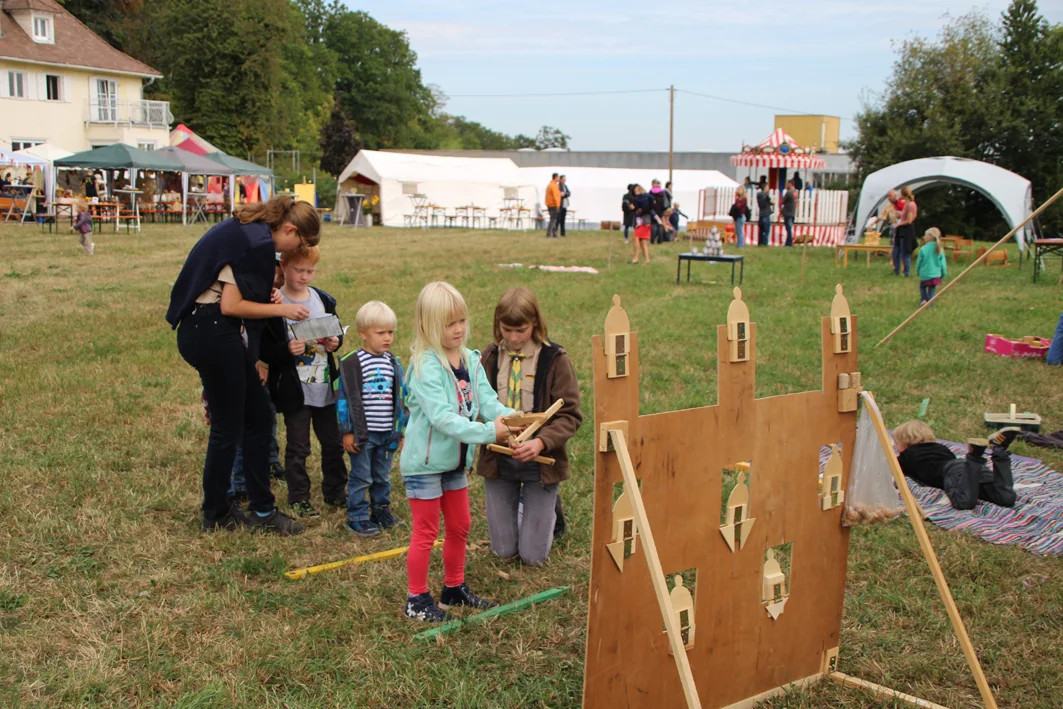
[0,0,160,77]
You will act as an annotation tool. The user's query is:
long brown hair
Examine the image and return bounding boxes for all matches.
[234,195,321,246]
[900,186,915,202]
[493,287,549,344]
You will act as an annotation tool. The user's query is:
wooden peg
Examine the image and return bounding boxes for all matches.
[487,443,555,465]
[512,398,564,445]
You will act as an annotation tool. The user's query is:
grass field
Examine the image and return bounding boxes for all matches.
[1,221,1061,708]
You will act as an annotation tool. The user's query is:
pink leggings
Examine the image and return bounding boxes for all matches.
[406,488,471,595]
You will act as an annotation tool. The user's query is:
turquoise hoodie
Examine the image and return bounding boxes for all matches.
[915,243,948,281]
[399,348,515,476]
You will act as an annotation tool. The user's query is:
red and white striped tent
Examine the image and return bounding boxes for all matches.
[730,129,827,169]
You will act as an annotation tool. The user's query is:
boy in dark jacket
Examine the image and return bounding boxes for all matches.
[895,421,1019,510]
[335,301,408,536]
[268,246,347,518]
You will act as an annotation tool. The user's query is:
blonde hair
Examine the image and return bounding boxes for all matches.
[735,186,746,199]
[493,287,548,344]
[900,186,915,202]
[410,281,469,374]
[923,227,943,254]
[280,245,320,266]
[235,195,321,246]
[356,300,397,331]
[894,420,936,450]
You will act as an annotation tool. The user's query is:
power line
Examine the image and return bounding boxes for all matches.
[447,88,666,98]
[676,89,857,123]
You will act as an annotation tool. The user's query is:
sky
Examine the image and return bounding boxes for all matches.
[344,1,1063,153]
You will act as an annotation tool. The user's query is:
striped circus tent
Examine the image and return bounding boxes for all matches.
[730,129,827,169]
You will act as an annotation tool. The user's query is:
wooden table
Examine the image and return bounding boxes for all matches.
[677,253,744,285]
[89,201,119,230]
[2,184,35,223]
[835,243,893,268]
[1032,239,1063,283]
[113,188,142,232]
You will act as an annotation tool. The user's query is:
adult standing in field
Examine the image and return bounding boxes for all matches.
[621,184,636,243]
[729,186,749,248]
[756,182,773,246]
[792,171,803,191]
[780,180,797,247]
[166,195,322,535]
[557,175,571,237]
[893,185,918,277]
[545,173,561,238]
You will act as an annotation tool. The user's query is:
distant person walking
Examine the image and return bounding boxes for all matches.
[780,180,797,247]
[621,184,636,243]
[631,185,653,264]
[557,175,570,237]
[893,186,918,276]
[729,187,750,248]
[545,173,561,238]
[792,171,803,191]
[756,182,773,246]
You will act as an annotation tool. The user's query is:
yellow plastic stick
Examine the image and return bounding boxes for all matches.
[285,539,443,580]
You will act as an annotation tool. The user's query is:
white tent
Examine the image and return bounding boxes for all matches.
[334,150,537,227]
[13,144,73,209]
[517,166,737,226]
[852,157,1034,247]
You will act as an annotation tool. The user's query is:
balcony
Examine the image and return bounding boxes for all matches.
[86,100,173,129]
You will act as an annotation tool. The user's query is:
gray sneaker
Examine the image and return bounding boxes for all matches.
[249,509,305,536]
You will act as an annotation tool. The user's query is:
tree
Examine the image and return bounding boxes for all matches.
[319,104,361,176]
[849,4,1063,236]
[533,125,571,150]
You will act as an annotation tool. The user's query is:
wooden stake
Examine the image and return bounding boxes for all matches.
[487,443,555,465]
[284,539,442,580]
[876,186,1063,348]
[413,586,568,640]
[609,428,702,709]
[859,391,998,709]
[829,672,948,709]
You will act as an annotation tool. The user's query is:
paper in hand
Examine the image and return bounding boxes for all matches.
[290,314,343,340]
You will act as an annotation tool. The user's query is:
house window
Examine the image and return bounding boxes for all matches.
[7,71,25,98]
[10,139,45,151]
[32,15,54,43]
[137,141,156,151]
[94,78,118,121]
[45,74,62,101]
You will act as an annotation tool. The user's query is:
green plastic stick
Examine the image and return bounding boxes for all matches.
[918,397,931,419]
[413,586,569,640]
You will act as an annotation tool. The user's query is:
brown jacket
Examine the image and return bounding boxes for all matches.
[476,340,582,485]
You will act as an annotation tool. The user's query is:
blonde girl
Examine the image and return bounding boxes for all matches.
[476,288,582,566]
[399,281,516,622]
[915,227,947,305]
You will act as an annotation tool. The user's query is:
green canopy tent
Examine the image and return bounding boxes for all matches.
[55,144,185,209]
[205,152,273,203]
[153,147,234,225]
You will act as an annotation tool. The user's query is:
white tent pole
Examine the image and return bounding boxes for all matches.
[182,172,189,226]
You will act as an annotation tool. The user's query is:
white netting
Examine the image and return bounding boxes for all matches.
[843,402,904,526]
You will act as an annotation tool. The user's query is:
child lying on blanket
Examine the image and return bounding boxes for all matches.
[895,421,1020,510]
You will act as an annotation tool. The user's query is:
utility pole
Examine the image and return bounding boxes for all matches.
[668,84,675,186]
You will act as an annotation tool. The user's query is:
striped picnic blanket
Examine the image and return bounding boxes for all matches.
[905,440,1063,556]
[821,441,1063,556]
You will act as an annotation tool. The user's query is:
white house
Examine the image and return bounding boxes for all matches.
[0,0,171,153]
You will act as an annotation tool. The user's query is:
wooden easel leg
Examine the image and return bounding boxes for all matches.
[609,429,702,709]
[859,391,998,709]
[829,672,948,709]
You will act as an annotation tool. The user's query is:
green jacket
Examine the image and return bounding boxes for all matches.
[399,348,515,476]
[915,243,948,281]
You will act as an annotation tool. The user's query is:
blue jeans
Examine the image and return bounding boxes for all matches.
[733,216,746,247]
[402,470,468,500]
[893,239,911,276]
[347,431,395,522]
[758,216,771,246]
[919,283,937,305]
[783,216,794,246]
[229,399,280,495]
[1047,313,1063,365]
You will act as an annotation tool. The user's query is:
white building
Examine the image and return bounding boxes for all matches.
[0,0,171,153]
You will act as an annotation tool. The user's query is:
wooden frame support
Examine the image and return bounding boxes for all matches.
[511,398,564,445]
[609,428,702,709]
[859,390,998,709]
[829,673,949,709]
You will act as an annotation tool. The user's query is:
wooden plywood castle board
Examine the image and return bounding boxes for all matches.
[583,288,860,709]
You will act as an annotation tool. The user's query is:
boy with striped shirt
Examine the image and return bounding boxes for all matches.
[335,301,408,536]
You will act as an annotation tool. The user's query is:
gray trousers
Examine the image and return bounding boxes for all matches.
[942,448,1016,510]
[546,207,560,237]
[484,477,559,566]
